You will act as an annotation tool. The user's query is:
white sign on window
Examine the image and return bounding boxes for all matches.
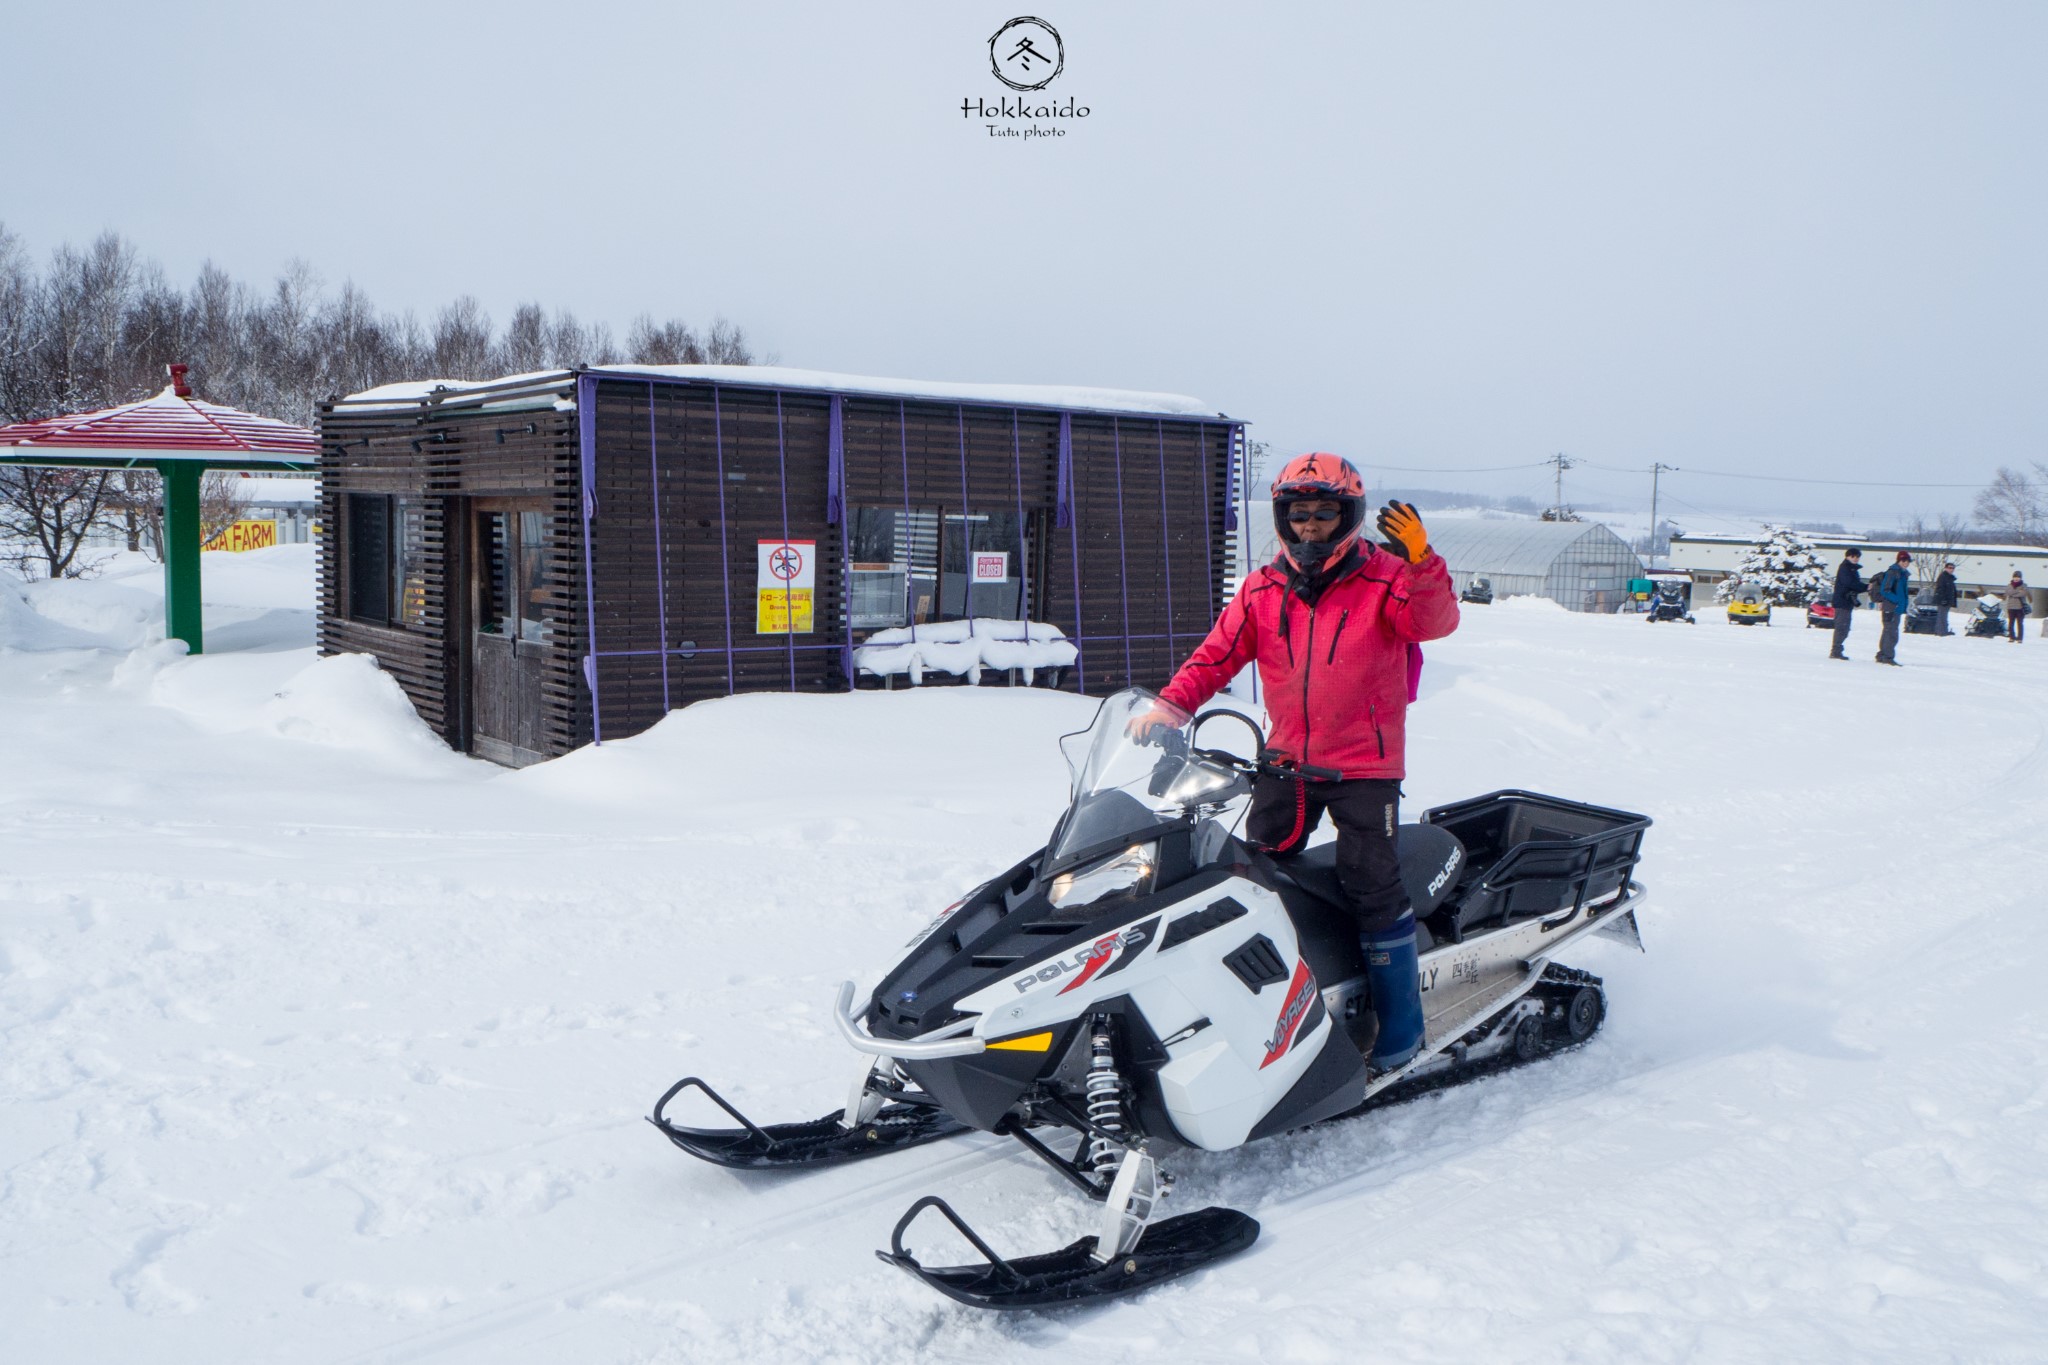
[971,551,1009,582]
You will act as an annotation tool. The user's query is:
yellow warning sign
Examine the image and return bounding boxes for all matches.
[757,587,814,634]
[756,539,816,635]
[202,519,278,552]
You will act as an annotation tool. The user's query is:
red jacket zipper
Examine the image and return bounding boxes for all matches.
[1301,609,1317,765]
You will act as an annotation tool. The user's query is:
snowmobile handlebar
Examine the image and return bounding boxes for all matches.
[832,980,988,1060]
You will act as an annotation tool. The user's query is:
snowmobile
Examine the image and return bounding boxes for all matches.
[1726,583,1771,625]
[1645,579,1695,624]
[650,689,1651,1310]
[1966,597,2005,639]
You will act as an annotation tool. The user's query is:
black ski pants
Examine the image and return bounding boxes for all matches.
[1247,772,1408,933]
[1830,603,1854,655]
[1876,607,1901,663]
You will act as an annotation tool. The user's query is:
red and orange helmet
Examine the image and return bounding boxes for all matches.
[1271,451,1367,571]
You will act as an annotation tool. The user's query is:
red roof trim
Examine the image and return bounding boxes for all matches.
[0,387,318,458]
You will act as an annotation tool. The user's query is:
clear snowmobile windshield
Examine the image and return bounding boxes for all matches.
[1047,690,1243,868]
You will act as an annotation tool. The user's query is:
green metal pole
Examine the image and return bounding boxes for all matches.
[160,461,204,654]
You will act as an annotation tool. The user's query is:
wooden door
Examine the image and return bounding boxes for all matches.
[470,502,553,766]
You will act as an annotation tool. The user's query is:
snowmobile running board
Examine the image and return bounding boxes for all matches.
[878,1196,1260,1310]
[648,1077,968,1170]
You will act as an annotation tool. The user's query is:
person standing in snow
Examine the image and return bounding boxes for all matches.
[1872,550,1913,665]
[1827,548,1866,660]
[1933,563,1958,636]
[1133,453,1460,1073]
[2003,573,2031,642]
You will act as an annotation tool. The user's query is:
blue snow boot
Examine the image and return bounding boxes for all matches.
[1363,913,1425,1072]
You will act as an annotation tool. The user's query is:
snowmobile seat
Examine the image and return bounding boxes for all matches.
[1264,825,1466,972]
[1272,825,1466,920]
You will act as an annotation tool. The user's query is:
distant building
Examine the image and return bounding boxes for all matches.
[1669,532,2048,615]
[1427,519,1644,612]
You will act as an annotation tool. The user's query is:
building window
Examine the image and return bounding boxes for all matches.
[942,510,1027,620]
[849,507,938,629]
[848,507,1030,629]
[346,493,394,626]
[478,508,552,643]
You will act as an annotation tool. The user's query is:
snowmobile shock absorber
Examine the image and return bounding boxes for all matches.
[1084,1019,1127,1172]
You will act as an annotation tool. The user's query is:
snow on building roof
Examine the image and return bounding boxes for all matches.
[338,365,1229,419]
[1426,517,1636,578]
[0,386,319,464]
[1672,531,2048,558]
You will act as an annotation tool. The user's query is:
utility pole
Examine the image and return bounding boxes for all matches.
[1649,462,1677,562]
[1547,452,1575,519]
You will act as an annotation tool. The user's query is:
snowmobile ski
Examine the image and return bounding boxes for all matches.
[877,1195,1260,1310]
[648,1076,968,1169]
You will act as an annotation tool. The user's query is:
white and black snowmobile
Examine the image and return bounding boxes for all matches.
[650,688,1650,1310]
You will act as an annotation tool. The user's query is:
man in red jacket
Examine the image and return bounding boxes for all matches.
[1145,452,1460,1069]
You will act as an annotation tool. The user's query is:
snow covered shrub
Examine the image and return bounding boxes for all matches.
[1714,526,1830,605]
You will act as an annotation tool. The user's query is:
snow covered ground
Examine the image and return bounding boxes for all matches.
[5,552,2046,1364]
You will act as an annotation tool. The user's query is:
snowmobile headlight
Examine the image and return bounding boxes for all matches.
[1047,843,1156,910]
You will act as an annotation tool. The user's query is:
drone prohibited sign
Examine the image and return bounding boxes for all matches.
[756,540,816,634]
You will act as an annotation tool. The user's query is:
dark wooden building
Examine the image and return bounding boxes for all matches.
[316,366,1247,766]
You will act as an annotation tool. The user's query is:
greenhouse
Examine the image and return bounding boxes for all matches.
[1426,518,1644,613]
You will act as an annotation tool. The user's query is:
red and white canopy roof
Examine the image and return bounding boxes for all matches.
[0,386,318,465]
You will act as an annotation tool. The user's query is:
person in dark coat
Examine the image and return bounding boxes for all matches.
[1828,548,1865,660]
[1933,563,1958,636]
[1873,550,1913,665]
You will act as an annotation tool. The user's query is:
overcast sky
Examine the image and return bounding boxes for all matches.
[6,1,2044,527]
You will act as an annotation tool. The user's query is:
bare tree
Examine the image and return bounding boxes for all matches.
[0,467,114,578]
[102,468,248,559]
[1900,511,1972,585]
[626,314,704,365]
[0,223,37,422]
[499,302,551,373]
[1974,466,2047,547]
[704,316,755,364]
[431,296,494,378]
[0,226,763,429]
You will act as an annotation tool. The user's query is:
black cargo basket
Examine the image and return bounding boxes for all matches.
[1422,790,1650,938]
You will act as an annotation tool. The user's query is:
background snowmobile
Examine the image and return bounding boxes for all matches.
[1966,596,2005,638]
[650,689,1651,1310]
[1646,579,1695,623]
[1725,583,1771,625]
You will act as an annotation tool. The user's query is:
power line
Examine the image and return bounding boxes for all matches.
[1366,460,1552,474]
[1577,458,1984,490]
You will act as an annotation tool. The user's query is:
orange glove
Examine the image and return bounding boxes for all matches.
[1377,501,1429,562]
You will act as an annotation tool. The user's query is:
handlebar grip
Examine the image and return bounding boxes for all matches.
[1257,750,1343,783]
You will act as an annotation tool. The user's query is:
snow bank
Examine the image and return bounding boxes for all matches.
[13,574,162,649]
[852,618,1078,685]
[0,570,135,651]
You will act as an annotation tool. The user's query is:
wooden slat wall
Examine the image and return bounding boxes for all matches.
[317,386,584,756]
[586,381,843,741]
[320,374,1240,762]
[1043,416,1238,694]
[316,422,454,734]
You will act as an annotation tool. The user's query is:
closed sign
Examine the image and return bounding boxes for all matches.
[971,552,1009,582]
